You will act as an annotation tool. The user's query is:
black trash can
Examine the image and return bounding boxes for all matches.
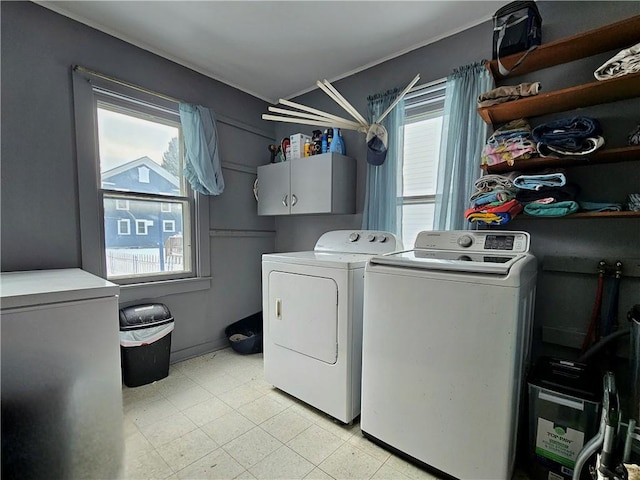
[119,303,174,388]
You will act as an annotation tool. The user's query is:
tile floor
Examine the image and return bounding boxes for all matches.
[122,348,441,480]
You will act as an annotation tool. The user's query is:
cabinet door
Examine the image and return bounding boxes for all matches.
[257,161,290,215]
[290,156,333,214]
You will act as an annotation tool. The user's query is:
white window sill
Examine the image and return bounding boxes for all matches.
[118,276,211,303]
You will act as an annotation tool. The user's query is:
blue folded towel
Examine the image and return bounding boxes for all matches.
[532,116,602,151]
[514,173,566,191]
[524,201,579,217]
[578,201,622,212]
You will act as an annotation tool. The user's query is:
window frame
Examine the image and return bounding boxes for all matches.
[116,199,130,210]
[72,68,210,294]
[163,220,176,233]
[135,219,150,236]
[117,218,131,235]
[399,80,446,245]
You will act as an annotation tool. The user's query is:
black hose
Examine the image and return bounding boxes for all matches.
[577,329,630,363]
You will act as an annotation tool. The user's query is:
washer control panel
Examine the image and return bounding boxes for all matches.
[414,230,530,253]
[316,230,403,254]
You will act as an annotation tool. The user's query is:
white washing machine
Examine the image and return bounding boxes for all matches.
[262,230,403,423]
[361,230,537,480]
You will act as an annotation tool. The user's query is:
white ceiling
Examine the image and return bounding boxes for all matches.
[38,1,510,103]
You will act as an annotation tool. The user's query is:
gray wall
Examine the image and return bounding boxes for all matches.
[1,1,276,361]
[273,1,640,358]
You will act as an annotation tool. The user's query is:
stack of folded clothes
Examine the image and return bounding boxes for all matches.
[594,42,640,80]
[511,170,581,217]
[532,116,605,157]
[465,173,523,225]
[481,119,537,168]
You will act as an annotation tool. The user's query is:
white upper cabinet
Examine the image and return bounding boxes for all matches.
[257,153,356,216]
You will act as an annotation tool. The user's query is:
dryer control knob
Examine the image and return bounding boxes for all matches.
[367,234,376,242]
[457,235,473,248]
[349,232,360,242]
[378,235,388,243]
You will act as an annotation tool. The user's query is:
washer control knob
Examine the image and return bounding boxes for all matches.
[367,234,376,242]
[378,235,388,243]
[348,232,360,242]
[457,235,473,248]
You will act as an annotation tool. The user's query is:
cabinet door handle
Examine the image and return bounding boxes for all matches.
[282,194,288,207]
[291,194,298,206]
[275,298,281,319]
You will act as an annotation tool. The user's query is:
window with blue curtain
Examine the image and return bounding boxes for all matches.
[433,61,494,231]
[362,88,404,235]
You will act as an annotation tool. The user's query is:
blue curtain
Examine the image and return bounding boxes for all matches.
[362,89,404,234]
[179,103,225,195]
[433,62,493,230]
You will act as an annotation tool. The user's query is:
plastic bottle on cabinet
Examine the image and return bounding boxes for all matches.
[330,127,345,155]
[312,130,323,155]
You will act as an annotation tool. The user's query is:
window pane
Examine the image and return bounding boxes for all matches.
[103,196,191,279]
[403,117,443,197]
[402,203,435,248]
[98,107,182,197]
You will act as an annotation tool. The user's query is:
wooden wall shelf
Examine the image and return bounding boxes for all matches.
[481,145,640,174]
[477,73,640,125]
[487,15,640,79]
[477,14,640,222]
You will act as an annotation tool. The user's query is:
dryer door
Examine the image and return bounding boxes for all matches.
[268,271,338,364]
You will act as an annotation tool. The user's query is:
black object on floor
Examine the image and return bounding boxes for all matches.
[225,312,263,354]
[119,303,174,387]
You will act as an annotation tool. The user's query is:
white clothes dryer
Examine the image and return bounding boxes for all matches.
[262,230,402,423]
[361,230,537,480]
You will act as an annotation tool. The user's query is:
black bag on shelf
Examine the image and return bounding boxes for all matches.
[493,1,542,75]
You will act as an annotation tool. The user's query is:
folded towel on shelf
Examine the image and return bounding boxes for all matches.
[465,199,523,221]
[466,212,512,225]
[524,201,579,217]
[472,189,516,208]
[486,119,532,146]
[516,183,580,204]
[532,116,602,151]
[466,200,523,225]
[537,136,605,157]
[594,42,640,80]
[514,172,567,190]
[578,201,622,212]
[477,82,541,107]
[482,139,537,166]
[627,193,640,211]
[471,172,520,198]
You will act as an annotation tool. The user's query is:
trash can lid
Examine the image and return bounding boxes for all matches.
[528,356,601,402]
[119,303,173,330]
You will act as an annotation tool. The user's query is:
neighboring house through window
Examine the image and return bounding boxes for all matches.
[400,80,446,248]
[72,69,210,285]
